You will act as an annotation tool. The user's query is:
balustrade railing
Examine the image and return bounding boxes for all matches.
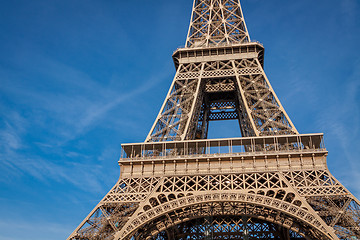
[120,134,325,161]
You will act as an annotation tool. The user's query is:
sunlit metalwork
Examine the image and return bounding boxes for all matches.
[68,0,360,239]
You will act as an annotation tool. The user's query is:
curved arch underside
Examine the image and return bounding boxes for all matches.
[150,216,307,240]
[125,196,330,240]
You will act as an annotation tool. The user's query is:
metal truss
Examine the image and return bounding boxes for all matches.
[186,0,250,47]
[150,216,307,239]
[68,170,360,240]
[68,136,360,240]
[68,0,360,239]
[146,56,298,142]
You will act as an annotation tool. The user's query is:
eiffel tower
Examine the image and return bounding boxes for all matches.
[68,0,360,239]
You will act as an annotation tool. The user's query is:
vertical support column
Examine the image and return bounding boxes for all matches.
[254,58,298,135]
[242,216,250,240]
[199,94,210,139]
[182,63,205,140]
[204,215,213,240]
[231,60,259,137]
[205,0,214,47]
[279,226,291,240]
[146,65,181,142]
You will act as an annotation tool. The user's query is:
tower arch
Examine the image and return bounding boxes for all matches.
[67,0,360,239]
[117,193,332,240]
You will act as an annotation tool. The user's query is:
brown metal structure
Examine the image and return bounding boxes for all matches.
[68,0,360,239]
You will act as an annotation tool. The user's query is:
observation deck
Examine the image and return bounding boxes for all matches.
[119,134,328,177]
[172,42,265,69]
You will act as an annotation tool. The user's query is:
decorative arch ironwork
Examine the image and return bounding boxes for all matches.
[116,192,333,240]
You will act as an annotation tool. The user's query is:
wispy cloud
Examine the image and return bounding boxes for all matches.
[0,45,172,191]
[0,218,71,240]
[1,47,170,143]
[0,110,104,192]
[68,70,168,142]
[316,58,360,197]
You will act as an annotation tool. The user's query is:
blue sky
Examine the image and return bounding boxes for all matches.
[0,0,359,239]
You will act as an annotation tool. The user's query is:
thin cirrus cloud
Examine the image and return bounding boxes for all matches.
[0,109,104,193]
[0,219,72,240]
[0,1,359,240]
[0,46,170,189]
[315,60,360,196]
[1,46,169,138]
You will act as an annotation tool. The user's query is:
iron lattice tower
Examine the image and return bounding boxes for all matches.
[68,1,360,239]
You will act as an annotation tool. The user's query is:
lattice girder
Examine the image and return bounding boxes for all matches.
[117,192,333,240]
[146,57,298,142]
[69,153,360,240]
[68,0,360,239]
[151,216,308,239]
[307,196,360,238]
[186,0,250,47]
[148,77,201,142]
[69,160,360,240]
